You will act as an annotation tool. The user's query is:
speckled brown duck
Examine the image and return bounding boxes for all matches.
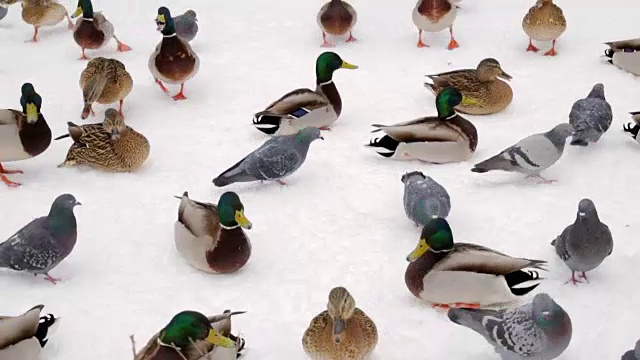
[316,0,358,47]
[21,0,73,42]
[70,0,131,60]
[79,57,133,119]
[174,191,253,274]
[522,0,566,56]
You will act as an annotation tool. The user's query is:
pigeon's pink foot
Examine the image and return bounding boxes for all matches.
[346,32,357,42]
[578,272,590,283]
[43,274,62,285]
[276,180,287,185]
[319,126,331,131]
[117,41,132,52]
[564,272,583,285]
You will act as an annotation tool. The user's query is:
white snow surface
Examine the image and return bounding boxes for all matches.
[1,0,639,359]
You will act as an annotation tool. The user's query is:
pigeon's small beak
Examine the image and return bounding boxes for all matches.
[319,136,325,140]
[75,201,82,206]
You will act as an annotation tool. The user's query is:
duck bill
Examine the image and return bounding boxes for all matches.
[25,103,38,123]
[205,328,235,348]
[341,61,358,70]
[235,210,253,229]
[156,14,166,31]
[406,238,429,262]
[460,96,478,106]
[332,318,346,342]
[498,70,512,81]
[110,128,121,141]
[71,6,82,18]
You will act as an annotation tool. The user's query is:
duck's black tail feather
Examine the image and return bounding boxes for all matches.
[365,136,398,158]
[35,314,58,347]
[252,112,281,135]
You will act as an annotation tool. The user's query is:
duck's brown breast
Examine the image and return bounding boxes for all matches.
[320,2,354,35]
[19,114,51,157]
[74,21,106,49]
[206,228,251,273]
[155,37,197,81]
[404,250,444,298]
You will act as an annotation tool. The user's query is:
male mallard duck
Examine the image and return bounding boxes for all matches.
[405,218,547,309]
[603,38,640,76]
[0,83,51,187]
[252,52,357,136]
[412,0,459,49]
[424,58,513,115]
[302,287,378,360]
[0,305,60,360]
[522,0,566,56]
[70,0,131,60]
[366,87,478,164]
[317,0,357,47]
[131,310,245,360]
[174,191,252,274]
[55,108,150,172]
[623,111,640,143]
[20,0,73,42]
[150,6,200,101]
[78,57,133,119]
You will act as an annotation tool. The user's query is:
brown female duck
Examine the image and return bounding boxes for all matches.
[78,57,133,119]
[21,0,73,42]
[316,0,358,47]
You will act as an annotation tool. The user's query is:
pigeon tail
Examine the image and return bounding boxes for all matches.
[447,307,498,342]
[471,155,512,173]
[213,157,258,187]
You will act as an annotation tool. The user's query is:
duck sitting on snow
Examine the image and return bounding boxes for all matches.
[20,0,73,42]
[0,305,60,360]
[405,218,547,309]
[174,191,253,274]
[70,0,131,60]
[0,83,51,187]
[604,37,640,76]
[412,0,459,49]
[366,87,478,164]
[252,51,357,136]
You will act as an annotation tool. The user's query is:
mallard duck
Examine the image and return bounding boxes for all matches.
[623,111,640,143]
[603,38,640,76]
[20,0,73,42]
[522,0,566,56]
[366,87,478,164]
[412,0,458,49]
[174,191,252,274]
[78,57,133,119]
[55,108,150,172]
[424,58,513,115]
[302,287,378,360]
[0,304,59,360]
[252,52,357,136]
[405,218,547,309]
[131,310,245,360]
[0,83,51,187]
[150,6,200,101]
[317,0,357,47]
[0,4,8,22]
[70,0,131,60]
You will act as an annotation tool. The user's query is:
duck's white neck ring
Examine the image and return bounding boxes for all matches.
[83,18,93,21]
[220,223,240,230]
[163,33,177,38]
[156,338,181,351]
[318,80,334,86]
[445,114,457,120]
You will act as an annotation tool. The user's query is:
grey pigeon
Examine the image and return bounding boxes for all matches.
[568,83,613,146]
[0,194,81,285]
[623,112,640,143]
[622,340,640,360]
[401,171,451,226]
[551,198,613,285]
[173,9,198,42]
[448,293,572,360]
[471,123,574,183]
[0,5,7,22]
[212,127,324,187]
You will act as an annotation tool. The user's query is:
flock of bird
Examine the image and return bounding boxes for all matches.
[1,0,640,359]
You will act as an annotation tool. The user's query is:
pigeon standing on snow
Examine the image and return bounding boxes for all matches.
[0,5,8,22]
[0,194,81,285]
[623,111,640,143]
[212,127,324,187]
[401,171,451,226]
[173,9,198,42]
[448,293,572,360]
[622,340,640,360]
[568,83,613,146]
[471,123,574,183]
[551,198,613,285]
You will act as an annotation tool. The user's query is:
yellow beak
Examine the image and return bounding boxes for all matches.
[156,14,166,23]
[341,61,358,70]
[460,96,479,106]
[25,103,38,123]
[71,6,82,18]
[406,238,429,262]
[235,210,253,230]
[205,328,235,348]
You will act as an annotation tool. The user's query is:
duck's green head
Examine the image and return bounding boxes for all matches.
[19,83,41,124]
[406,218,454,262]
[435,87,478,119]
[316,52,358,84]
[71,0,93,19]
[156,7,176,36]
[158,311,235,349]
[217,192,252,229]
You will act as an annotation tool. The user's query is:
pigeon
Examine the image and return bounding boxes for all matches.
[448,293,572,360]
[212,127,324,187]
[623,111,640,143]
[173,9,198,42]
[551,198,613,285]
[568,83,613,146]
[401,171,451,226]
[471,123,574,183]
[622,340,640,360]
[0,4,7,22]
[0,194,81,285]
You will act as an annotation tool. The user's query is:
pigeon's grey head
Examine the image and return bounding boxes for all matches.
[550,123,574,138]
[401,171,426,184]
[532,293,565,330]
[577,198,598,220]
[51,194,81,211]
[184,9,197,20]
[295,127,324,143]
[634,340,640,357]
[587,83,605,100]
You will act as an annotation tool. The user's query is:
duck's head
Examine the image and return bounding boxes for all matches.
[406,218,454,262]
[435,87,477,119]
[477,58,512,81]
[326,287,356,344]
[158,311,235,350]
[102,108,125,141]
[316,52,358,84]
[71,0,94,19]
[20,83,42,124]
[217,192,252,230]
[156,7,176,36]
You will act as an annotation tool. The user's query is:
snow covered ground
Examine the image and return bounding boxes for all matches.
[1,0,640,358]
